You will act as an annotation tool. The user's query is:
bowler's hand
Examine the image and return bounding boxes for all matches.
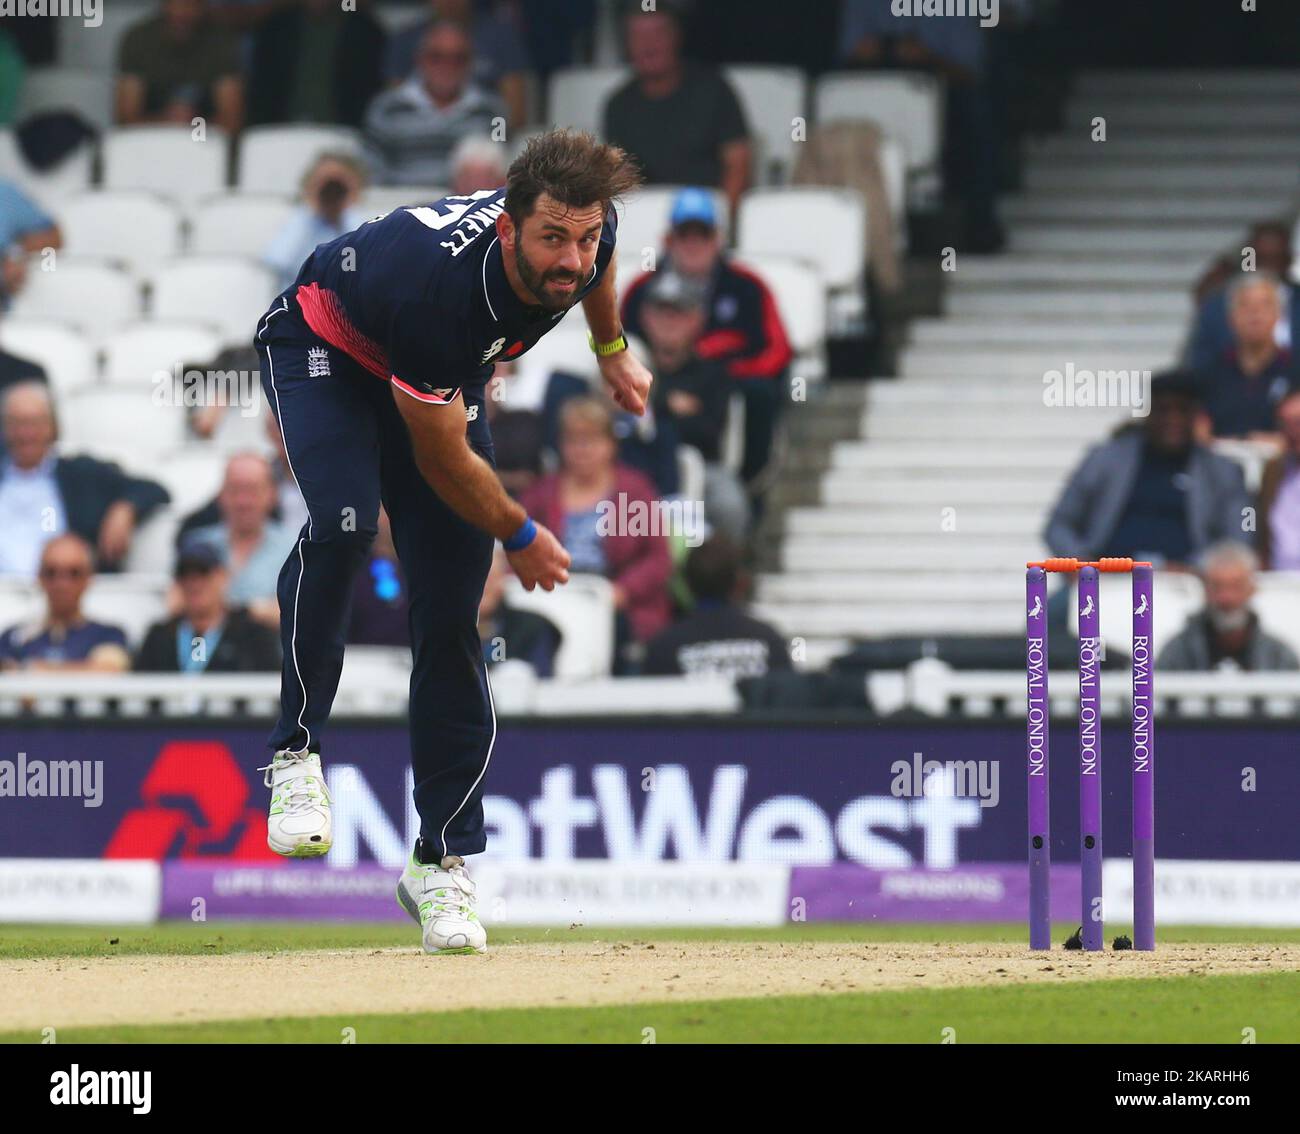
[507,522,571,591]
[599,349,653,416]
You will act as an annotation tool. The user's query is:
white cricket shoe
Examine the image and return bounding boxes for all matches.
[259,750,332,857]
[396,853,487,955]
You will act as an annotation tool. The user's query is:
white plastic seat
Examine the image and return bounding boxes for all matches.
[0,129,94,205]
[60,386,189,453]
[503,573,614,678]
[9,260,141,341]
[0,320,96,395]
[814,71,945,175]
[56,191,183,278]
[81,575,170,650]
[730,253,826,359]
[189,193,295,257]
[103,126,230,210]
[358,185,448,218]
[1251,571,1300,662]
[737,187,867,292]
[0,580,39,624]
[123,508,182,575]
[676,443,705,506]
[148,450,227,517]
[149,257,277,347]
[546,65,629,134]
[237,125,363,195]
[103,322,225,386]
[724,65,806,184]
[17,68,116,132]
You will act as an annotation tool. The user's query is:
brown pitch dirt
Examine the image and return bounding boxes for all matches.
[2,941,1298,1032]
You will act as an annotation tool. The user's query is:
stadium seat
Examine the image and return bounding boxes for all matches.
[81,575,170,651]
[503,573,614,678]
[103,126,230,211]
[56,1,151,72]
[16,68,116,132]
[814,72,945,177]
[0,129,94,205]
[9,260,142,342]
[237,125,363,195]
[103,322,225,386]
[737,188,867,292]
[613,187,729,263]
[1251,572,1300,662]
[56,191,183,278]
[676,443,705,506]
[358,186,448,217]
[60,387,190,453]
[189,194,295,257]
[723,65,807,184]
[149,257,278,347]
[0,320,97,395]
[546,65,628,134]
[147,450,227,517]
[0,579,40,624]
[1066,570,1204,660]
[730,253,827,368]
[123,508,181,575]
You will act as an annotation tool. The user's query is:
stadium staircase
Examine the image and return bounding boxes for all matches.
[755,71,1300,671]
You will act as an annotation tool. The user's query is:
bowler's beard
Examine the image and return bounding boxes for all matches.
[515,243,583,313]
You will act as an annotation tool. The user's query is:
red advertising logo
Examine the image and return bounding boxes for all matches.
[105,742,280,862]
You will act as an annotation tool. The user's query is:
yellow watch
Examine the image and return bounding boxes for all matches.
[588,332,628,357]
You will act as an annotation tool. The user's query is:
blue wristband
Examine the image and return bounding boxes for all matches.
[503,517,537,551]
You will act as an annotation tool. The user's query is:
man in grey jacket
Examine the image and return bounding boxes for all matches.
[1158,542,1298,671]
[1044,371,1250,569]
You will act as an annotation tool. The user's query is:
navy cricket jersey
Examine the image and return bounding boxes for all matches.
[264,187,618,404]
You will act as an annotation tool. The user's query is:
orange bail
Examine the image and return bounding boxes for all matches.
[1026,558,1153,573]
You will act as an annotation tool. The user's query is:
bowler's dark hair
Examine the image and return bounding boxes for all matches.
[504,129,642,224]
[684,536,745,603]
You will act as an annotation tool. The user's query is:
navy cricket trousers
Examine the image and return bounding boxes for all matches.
[255,299,496,859]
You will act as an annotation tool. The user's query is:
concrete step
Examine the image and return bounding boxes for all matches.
[781,543,1047,573]
[1007,223,1239,255]
[948,256,1205,289]
[819,476,1061,508]
[898,350,1174,378]
[782,507,1041,537]
[757,572,1025,603]
[862,411,1127,440]
[1074,70,1300,97]
[1026,134,1300,161]
[756,603,1022,638]
[829,440,1085,469]
[944,290,1189,318]
[1001,194,1293,223]
[908,319,1185,346]
[1024,164,1299,191]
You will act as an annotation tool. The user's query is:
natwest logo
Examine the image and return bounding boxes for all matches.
[105,742,278,861]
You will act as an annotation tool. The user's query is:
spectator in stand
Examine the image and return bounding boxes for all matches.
[449,134,509,195]
[839,0,1004,251]
[363,21,504,187]
[478,544,560,676]
[1044,372,1250,570]
[179,410,309,539]
[347,507,409,646]
[135,539,282,672]
[1195,274,1297,439]
[115,0,244,134]
[263,152,370,291]
[520,397,672,667]
[621,188,791,489]
[1187,222,1298,369]
[384,0,531,129]
[602,6,751,215]
[247,0,385,127]
[1256,388,1300,569]
[1157,542,1298,672]
[1,179,62,304]
[638,270,748,541]
[0,309,47,458]
[0,534,130,672]
[0,383,169,577]
[644,535,790,679]
[184,453,296,627]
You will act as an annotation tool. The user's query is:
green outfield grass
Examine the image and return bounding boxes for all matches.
[3,920,1297,959]
[1,970,1295,1044]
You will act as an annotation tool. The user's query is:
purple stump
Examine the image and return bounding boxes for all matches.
[1077,566,1103,950]
[1025,566,1051,949]
[1131,564,1155,950]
